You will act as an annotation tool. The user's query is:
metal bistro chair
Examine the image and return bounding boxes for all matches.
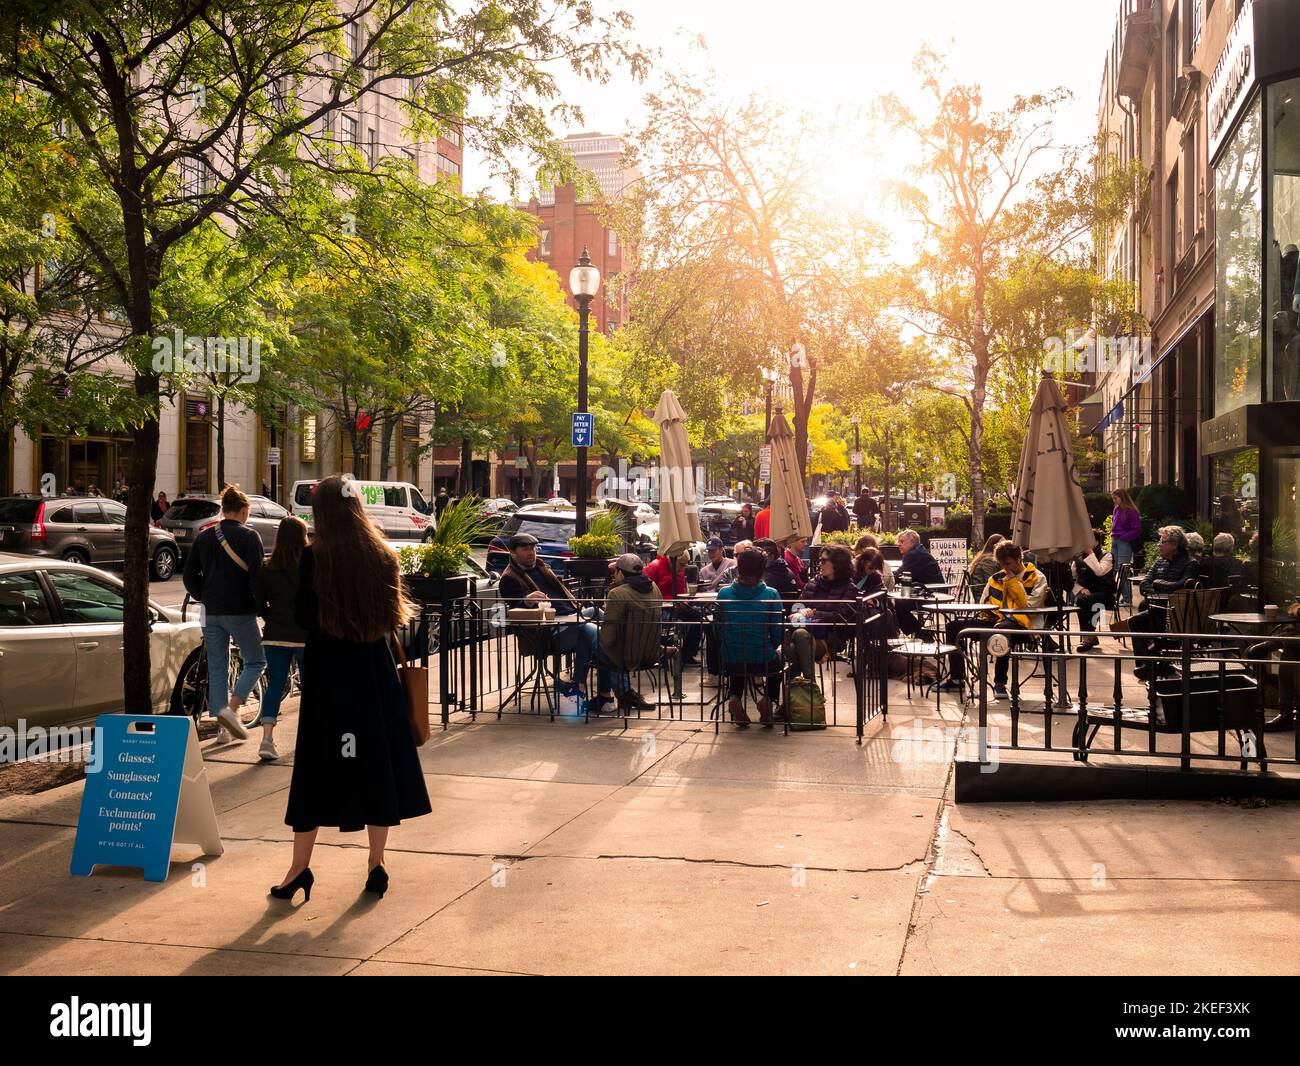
[711,598,785,732]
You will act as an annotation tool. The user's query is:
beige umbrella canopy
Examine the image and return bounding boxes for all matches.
[654,389,703,557]
[767,407,813,546]
[1010,375,1094,563]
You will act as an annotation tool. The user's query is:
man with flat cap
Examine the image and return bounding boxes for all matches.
[499,532,600,696]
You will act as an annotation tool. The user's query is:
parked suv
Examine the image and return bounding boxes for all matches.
[160,493,287,559]
[0,496,180,581]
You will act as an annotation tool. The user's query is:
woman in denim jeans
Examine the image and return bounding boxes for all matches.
[182,484,267,741]
[252,516,309,762]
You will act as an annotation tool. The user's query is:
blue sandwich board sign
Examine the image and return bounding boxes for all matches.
[71,715,222,882]
[571,412,594,448]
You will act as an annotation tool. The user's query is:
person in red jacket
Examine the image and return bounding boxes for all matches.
[642,551,701,663]
[753,503,771,540]
[643,552,687,600]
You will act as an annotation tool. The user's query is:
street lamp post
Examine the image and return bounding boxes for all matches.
[569,247,601,537]
[914,450,922,502]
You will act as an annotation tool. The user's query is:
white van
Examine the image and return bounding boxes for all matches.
[291,478,434,541]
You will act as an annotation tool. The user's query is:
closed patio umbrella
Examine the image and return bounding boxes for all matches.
[653,389,703,557]
[1011,374,1094,710]
[767,407,813,547]
[1010,374,1094,563]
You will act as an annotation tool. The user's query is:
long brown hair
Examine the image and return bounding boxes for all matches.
[970,534,1005,571]
[308,476,415,641]
[267,515,309,573]
[1113,488,1138,513]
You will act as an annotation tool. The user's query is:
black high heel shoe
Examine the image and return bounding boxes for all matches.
[270,867,313,902]
[365,865,388,898]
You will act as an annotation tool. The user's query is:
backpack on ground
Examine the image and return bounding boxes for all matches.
[784,675,826,731]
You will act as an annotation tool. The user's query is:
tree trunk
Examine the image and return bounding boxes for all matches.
[969,359,988,547]
[123,387,160,714]
[216,393,226,490]
[789,356,817,489]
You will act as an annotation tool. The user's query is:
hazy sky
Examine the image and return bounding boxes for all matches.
[467,0,1121,208]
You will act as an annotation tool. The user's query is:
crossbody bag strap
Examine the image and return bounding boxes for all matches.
[215,525,250,572]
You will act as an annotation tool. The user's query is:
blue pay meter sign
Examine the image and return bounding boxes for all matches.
[571,412,595,448]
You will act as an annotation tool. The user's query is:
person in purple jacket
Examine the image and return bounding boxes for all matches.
[1110,489,1143,606]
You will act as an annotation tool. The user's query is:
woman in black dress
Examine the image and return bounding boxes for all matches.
[271,476,430,903]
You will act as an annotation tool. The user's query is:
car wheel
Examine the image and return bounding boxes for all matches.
[61,548,89,565]
[151,545,177,582]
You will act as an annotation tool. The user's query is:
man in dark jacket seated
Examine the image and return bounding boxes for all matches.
[1125,526,1198,681]
[591,554,663,714]
[894,529,943,635]
[498,532,600,695]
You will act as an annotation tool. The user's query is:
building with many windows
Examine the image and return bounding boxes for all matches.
[1093,0,1300,603]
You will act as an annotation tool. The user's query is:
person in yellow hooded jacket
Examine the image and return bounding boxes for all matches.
[939,542,1049,699]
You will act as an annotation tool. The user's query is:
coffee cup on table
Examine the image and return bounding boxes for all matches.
[1265,604,1280,620]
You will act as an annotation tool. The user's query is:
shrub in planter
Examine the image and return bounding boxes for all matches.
[396,496,492,600]
[821,530,858,547]
[568,510,627,560]
[1084,492,1114,526]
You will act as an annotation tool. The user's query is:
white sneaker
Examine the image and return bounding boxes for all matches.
[258,736,278,762]
[216,705,249,740]
[216,726,232,744]
[702,674,721,688]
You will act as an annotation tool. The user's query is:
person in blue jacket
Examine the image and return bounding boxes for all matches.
[715,548,784,727]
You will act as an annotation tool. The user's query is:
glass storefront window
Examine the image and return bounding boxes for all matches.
[1267,454,1300,607]
[1210,449,1260,599]
[1269,77,1300,402]
[1215,95,1263,415]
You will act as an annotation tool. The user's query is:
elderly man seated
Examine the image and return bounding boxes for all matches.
[1123,525,1198,681]
[1208,532,1243,588]
[894,529,944,635]
[938,542,1048,700]
[498,532,602,696]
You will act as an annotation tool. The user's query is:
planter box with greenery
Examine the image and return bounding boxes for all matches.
[566,511,627,577]
[397,496,491,604]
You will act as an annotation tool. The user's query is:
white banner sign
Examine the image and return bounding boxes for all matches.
[929,537,968,582]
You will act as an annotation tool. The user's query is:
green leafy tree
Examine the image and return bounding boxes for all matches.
[0,1,642,710]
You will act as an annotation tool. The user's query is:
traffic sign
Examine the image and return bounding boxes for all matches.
[758,445,771,484]
[571,412,595,448]
[851,450,863,467]
[267,447,281,466]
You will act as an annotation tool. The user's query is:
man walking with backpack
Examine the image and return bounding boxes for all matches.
[183,484,267,741]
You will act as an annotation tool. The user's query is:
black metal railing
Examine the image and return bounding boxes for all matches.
[407,587,891,741]
[959,626,1300,772]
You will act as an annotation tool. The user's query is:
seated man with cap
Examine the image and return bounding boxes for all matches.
[699,537,736,591]
[499,532,600,695]
[592,553,664,713]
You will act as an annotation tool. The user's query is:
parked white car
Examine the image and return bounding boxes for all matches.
[0,555,205,753]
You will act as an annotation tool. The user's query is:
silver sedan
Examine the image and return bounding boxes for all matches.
[0,555,206,755]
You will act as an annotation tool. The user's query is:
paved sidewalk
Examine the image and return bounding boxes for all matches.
[0,678,1296,975]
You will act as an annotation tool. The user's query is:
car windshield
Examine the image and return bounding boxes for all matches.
[0,500,40,523]
[500,514,578,542]
[165,500,220,521]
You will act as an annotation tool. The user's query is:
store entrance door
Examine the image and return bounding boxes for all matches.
[68,441,109,495]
